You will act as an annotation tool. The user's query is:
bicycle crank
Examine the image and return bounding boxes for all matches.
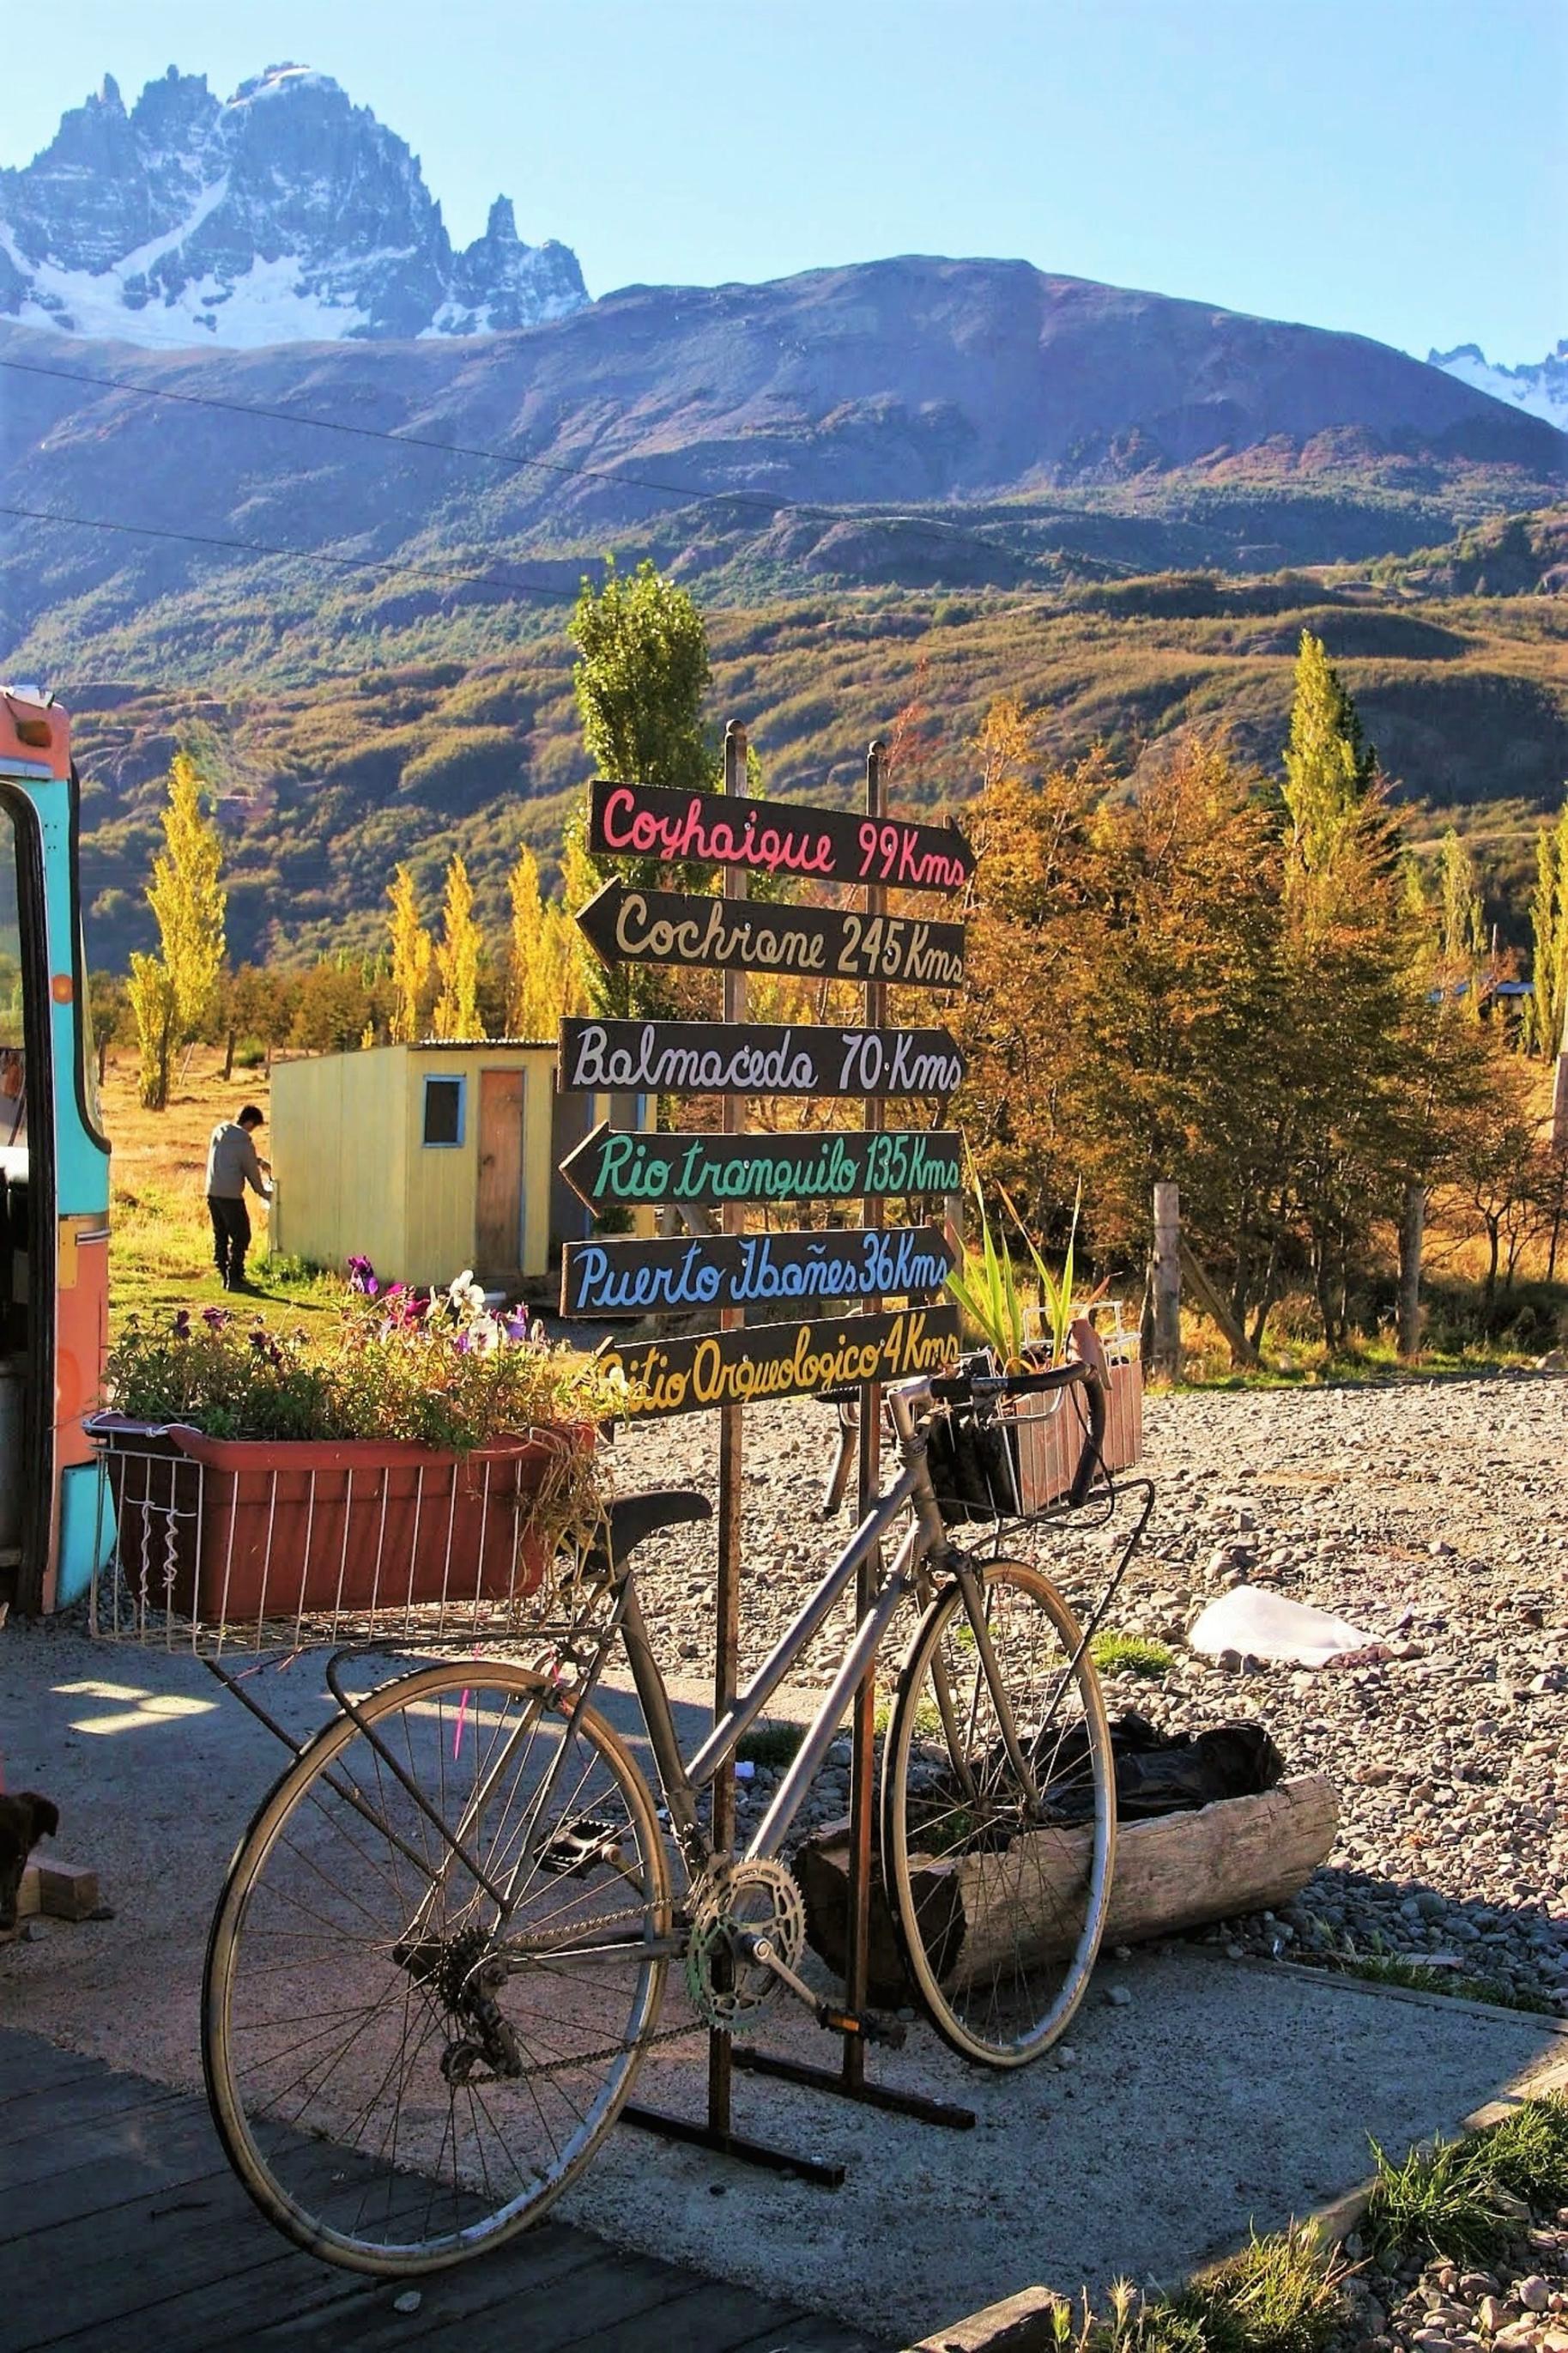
[683,1860,806,2033]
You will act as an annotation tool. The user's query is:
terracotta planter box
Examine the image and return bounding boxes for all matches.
[95,1420,587,1627]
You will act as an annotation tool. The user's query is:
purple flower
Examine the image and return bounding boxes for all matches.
[201,1306,231,1332]
[503,1311,530,1343]
[172,1310,191,1339]
[346,1254,378,1296]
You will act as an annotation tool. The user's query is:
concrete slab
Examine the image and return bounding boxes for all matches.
[2,1621,1563,2347]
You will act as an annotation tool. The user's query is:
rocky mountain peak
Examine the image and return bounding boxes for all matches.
[0,63,587,346]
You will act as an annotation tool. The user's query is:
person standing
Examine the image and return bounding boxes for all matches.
[205,1104,272,1292]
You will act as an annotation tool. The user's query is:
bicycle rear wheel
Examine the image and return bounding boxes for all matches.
[881,1558,1115,2066]
[203,1659,670,2274]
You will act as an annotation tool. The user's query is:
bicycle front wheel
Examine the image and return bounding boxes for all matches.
[203,1660,670,2274]
[881,1558,1115,2066]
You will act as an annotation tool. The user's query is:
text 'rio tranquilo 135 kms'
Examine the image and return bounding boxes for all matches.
[558,1125,964,1210]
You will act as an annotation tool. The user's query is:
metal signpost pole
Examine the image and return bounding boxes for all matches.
[710,718,748,2138]
[843,735,887,2095]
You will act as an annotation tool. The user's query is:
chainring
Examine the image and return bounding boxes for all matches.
[684,1859,807,2034]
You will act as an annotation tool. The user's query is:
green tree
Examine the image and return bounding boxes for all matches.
[570,556,712,793]
[1526,796,1568,1058]
[567,557,718,1019]
[1281,629,1378,925]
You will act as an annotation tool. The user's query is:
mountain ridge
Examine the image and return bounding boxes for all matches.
[0,64,587,345]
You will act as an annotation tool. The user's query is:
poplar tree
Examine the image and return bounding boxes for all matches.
[387,864,433,1043]
[567,557,718,1020]
[506,846,586,1036]
[1527,797,1568,1057]
[432,854,483,1040]
[131,749,227,1109]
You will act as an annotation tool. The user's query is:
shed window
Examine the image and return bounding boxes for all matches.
[422,1076,464,1148]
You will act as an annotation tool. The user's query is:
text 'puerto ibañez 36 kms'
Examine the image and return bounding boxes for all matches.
[599,1305,962,1417]
[560,1225,954,1316]
[556,1022,966,1099]
[588,779,974,893]
[558,1126,964,1210]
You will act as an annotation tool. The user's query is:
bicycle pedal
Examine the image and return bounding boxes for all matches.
[536,1814,621,1877]
[818,2004,907,2049]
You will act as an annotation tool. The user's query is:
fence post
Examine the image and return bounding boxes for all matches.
[1396,1183,1426,1361]
[1152,1181,1180,1380]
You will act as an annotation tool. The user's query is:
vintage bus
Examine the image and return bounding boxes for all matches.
[0,689,110,1615]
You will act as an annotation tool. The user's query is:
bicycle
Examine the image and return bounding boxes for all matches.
[201,1350,1149,2275]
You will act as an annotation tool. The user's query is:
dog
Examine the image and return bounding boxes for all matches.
[0,1792,59,1934]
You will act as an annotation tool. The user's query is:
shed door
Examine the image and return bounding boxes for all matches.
[475,1069,526,1283]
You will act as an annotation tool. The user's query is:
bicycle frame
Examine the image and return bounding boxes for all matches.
[617,1441,937,1877]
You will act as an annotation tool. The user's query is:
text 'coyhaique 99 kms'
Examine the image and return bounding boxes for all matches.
[598,1304,962,1417]
[588,779,973,894]
[556,1021,966,1098]
[577,881,966,990]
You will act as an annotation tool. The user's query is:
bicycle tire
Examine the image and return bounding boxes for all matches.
[203,1659,670,2274]
[881,1558,1116,2067]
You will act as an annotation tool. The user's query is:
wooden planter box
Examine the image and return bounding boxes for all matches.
[796,1774,1337,2005]
[95,1420,584,1627]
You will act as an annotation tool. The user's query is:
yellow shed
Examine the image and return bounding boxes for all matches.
[270,1042,651,1293]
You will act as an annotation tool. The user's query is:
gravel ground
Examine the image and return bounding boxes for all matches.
[1338,2206,1568,2353]
[610,1369,1568,2010]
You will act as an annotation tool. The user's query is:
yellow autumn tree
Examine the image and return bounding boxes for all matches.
[387,864,433,1042]
[506,846,587,1037]
[132,749,227,1108]
[431,854,483,1040]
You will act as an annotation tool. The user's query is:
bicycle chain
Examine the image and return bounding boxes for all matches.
[437,1896,702,2088]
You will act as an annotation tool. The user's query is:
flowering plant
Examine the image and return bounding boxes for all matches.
[104,1266,634,1450]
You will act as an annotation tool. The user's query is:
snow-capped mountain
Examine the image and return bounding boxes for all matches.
[1428,340,1568,434]
[0,64,588,347]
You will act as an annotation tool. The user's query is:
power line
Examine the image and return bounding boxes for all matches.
[0,351,1040,574]
[0,499,578,603]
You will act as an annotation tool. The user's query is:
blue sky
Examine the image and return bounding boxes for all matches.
[6,0,1565,364]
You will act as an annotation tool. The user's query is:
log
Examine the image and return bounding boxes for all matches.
[796,1774,1338,2005]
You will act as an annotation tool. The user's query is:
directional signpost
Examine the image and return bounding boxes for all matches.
[592,1302,962,1416]
[559,1125,965,1212]
[562,1224,956,1318]
[557,1019,966,1100]
[576,880,966,991]
[560,725,976,2162]
[589,778,975,893]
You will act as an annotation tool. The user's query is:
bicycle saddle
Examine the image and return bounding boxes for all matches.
[595,1488,712,1569]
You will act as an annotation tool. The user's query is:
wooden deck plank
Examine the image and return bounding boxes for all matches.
[1,2029,890,2353]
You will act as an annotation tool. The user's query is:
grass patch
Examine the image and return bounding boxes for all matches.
[735,1722,806,1771]
[1365,2093,1568,2260]
[1160,2225,1344,2353]
[1090,1630,1175,1678]
[1319,1937,1558,2016]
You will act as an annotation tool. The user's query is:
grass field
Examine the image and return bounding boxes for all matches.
[100,1050,339,1336]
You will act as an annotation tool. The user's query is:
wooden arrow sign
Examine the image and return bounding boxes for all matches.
[589,779,974,894]
[599,1302,962,1418]
[577,882,966,992]
[559,1125,964,1211]
[557,1019,966,1099]
[562,1224,955,1317]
